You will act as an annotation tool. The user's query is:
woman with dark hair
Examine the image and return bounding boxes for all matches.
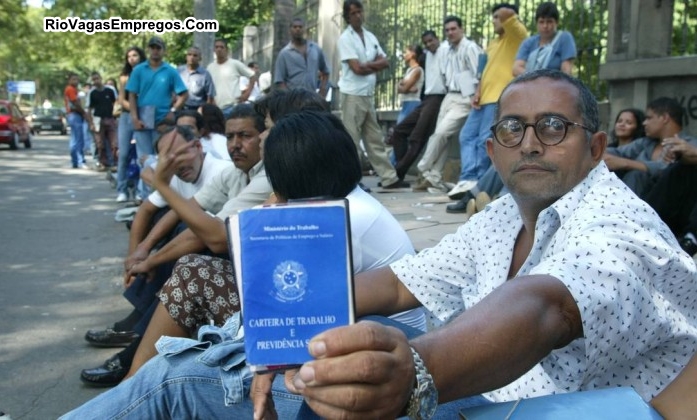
[265,111,362,200]
[116,46,147,203]
[609,108,645,147]
[396,44,424,124]
[61,110,425,420]
[197,103,229,161]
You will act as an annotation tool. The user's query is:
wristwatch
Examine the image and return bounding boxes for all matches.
[407,346,438,420]
[170,107,177,113]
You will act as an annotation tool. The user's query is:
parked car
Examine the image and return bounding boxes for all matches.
[0,100,32,149]
[30,107,67,135]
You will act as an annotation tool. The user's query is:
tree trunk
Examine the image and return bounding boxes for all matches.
[272,0,295,74]
[194,0,216,68]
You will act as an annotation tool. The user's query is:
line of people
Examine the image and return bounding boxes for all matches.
[56,1,697,417]
[60,69,697,420]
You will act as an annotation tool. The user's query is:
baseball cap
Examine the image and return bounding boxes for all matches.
[148,36,166,49]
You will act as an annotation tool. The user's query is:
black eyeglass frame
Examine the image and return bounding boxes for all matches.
[490,116,594,148]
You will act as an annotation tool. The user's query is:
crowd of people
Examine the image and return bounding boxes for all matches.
[55,0,697,418]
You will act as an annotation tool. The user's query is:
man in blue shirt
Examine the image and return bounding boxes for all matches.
[178,46,216,110]
[127,36,188,198]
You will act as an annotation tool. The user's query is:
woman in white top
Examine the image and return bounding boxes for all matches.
[197,103,230,161]
[396,44,425,123]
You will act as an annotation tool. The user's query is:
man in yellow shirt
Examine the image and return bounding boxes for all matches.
[447,3,528,207]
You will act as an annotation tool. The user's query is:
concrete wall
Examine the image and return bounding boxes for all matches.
[600,56,697,135]
[601,0,697,136]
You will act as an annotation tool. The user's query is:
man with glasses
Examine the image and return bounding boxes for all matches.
[126,36,188,199]
[178,46,216,110]
[271,69,696,418]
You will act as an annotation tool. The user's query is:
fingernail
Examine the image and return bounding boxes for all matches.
[309,340,326,357]
[293,365,315,390]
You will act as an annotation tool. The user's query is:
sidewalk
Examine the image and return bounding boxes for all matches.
[361,176,468,252]
[0,135,467,418]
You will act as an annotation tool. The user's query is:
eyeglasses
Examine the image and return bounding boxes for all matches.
[490,116,593,148]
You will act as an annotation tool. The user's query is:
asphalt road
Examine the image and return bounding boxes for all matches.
[0,133,134,418]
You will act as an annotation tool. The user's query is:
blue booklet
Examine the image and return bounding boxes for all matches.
[226,199,355,372]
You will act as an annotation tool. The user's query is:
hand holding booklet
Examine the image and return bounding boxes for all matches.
[226,199,355,372]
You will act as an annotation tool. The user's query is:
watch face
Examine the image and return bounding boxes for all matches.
[417,380,438,418]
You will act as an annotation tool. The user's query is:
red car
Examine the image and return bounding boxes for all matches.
[0,100,32,149]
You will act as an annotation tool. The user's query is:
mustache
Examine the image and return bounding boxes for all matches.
[511,158,557,172]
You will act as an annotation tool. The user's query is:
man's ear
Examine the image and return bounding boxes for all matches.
[485,137,496,164]
[589,131,607,162]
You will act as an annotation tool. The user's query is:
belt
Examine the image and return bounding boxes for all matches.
[447,90,460,94]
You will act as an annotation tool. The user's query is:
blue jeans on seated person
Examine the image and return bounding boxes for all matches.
[59,315,490,419]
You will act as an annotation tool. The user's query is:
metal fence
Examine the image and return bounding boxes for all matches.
[240,0,697,111]
[360,0,609,110]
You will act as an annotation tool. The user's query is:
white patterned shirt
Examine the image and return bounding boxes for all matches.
[391,162,697,402]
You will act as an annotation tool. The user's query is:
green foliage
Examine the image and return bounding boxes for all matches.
[0,0,273,104]
[672,0,697,56]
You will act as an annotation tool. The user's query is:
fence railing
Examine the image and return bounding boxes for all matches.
[235,0,697,112]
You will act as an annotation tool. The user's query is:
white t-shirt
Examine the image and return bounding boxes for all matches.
[207,58,255,109]
[347,187,426,331]
[200,132,230,162]
[392,162,697,401]
[148,153,232,208]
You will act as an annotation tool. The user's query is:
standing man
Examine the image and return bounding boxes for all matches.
[274,17,330,97]
[391,30,447,180]
[338,0,405,190]
[207,39,258,119]
[447,3,528,208]
[413,16,482,192]
[86,72,118,172]
[126,36,188,198]
[64,72,88,169]
[178,46,216,110]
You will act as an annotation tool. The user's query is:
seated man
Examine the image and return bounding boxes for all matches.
[60,110,425,419]
[261,70,696,418]
[603,97,697,198]
[80,105,271,387]
[121,89,418,378]
[84,118,231,350]
[644,138,697,255]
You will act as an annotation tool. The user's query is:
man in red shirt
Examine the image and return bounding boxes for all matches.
[64,73,88,169]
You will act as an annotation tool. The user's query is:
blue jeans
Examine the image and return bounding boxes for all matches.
[116,113,135,194]
[221,105,235,120]
[67,112,85,167]
[398,100,420,124]
[475,165,506,198]
[458,103,496,181]
[133,128,157,198]
[60,316,490,419]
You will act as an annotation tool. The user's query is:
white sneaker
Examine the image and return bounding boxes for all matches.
[116,193,128,203]
[447,179,477,199]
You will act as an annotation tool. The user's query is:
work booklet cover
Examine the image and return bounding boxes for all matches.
[226,199,355,372]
